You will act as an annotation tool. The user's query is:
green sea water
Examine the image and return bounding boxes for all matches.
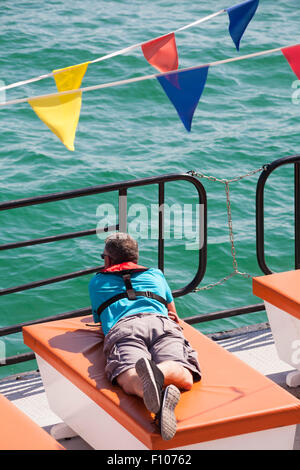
[0,0,299,378]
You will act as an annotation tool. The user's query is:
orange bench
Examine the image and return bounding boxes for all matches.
[253,269,300,387]
[0,392,64,450]
[23,315,300,450]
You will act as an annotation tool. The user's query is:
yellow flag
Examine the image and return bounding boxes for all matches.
[29,62,89,151]
[53,62,89,92]
[29,92,82,151]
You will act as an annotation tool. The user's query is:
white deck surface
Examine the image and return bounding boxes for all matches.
[1,323,299,450]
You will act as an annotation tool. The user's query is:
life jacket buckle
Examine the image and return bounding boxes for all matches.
[122,273,137,300]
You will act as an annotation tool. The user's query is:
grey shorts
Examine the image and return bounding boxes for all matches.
[103,313,201,384]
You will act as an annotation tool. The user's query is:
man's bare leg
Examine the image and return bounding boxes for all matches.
[117,359,187,441]
[116,360,193,397]
[116,368,143,397]
[157,361,193,390]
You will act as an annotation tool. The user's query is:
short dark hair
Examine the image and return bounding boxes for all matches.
[105,232,138,264]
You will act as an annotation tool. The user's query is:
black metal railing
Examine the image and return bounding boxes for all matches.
[1,153,300,368]
[0,172,207,366]
[256,153,300,274]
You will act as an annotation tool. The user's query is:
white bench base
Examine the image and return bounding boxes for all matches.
[264,301,300,386]
[286,370,300,388]
[36,354,296,450]
[50,423,78,440]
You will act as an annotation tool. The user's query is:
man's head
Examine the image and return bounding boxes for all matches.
[102,232,138,267]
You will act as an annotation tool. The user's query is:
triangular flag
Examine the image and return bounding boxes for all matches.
[28,92,82,151]
[226,0,259,51]
[282,45,300,79]
[141,33,178,73]
[157,66,209,132]
[53,62,89,92]
[29,62,89,151]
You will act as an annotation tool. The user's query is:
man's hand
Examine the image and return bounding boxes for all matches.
[167,301,179,323]
[168,310,180,323]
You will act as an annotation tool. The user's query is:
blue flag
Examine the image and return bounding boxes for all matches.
[157,66,209,132]
[226,0,259,51]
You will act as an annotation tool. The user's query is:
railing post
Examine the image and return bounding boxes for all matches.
[119,188,127,233]
[295,162,300,269]
[158,183,164,272]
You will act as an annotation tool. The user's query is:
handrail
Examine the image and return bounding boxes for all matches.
[256,154,300,274]
[0,173,207,298]
[1,152,300,369]
[0,172,207,367]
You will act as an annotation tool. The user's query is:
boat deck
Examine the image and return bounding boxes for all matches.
[1,323,299,450]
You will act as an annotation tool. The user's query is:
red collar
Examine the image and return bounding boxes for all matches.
[101,261,147,273]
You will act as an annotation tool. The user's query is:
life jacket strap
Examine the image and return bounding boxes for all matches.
[96,291,168,317]
[96,270,169,318]
[122,273,137,300]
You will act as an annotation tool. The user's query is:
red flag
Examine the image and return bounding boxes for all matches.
[141,32,178,73]
[282,44,300,79]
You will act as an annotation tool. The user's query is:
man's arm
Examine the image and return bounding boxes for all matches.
[167,301,180,323]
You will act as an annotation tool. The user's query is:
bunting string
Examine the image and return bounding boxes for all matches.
[0,1,255,93]
[6,0,295,152]
[2,40,297,151]
[175,10,224,33]
[91,11,225,64]
[0,44,290,108]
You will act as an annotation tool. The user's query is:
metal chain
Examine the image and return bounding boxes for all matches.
[188,166,267,291]
[188,166,266,184]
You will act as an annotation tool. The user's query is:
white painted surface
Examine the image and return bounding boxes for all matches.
[264,301,300,373]
[36,354,297,450]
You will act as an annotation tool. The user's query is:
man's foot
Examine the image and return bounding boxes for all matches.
[135,357,164,414]
[156,384,180,440]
